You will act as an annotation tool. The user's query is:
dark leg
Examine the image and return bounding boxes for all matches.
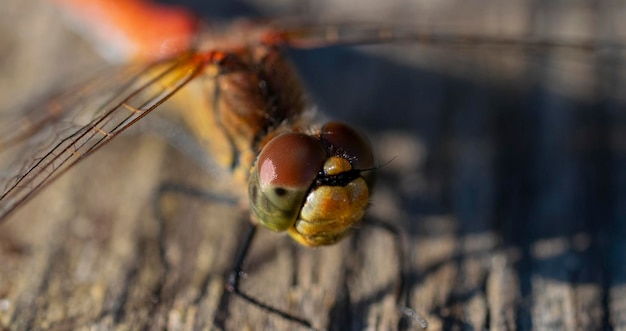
[362,218,429,330]
[225,222,317,330]
[153,182,317,330]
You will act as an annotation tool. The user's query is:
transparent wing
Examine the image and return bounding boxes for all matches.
[0,54,206,222]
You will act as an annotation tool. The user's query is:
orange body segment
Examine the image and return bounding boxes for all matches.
[51,0,199,61]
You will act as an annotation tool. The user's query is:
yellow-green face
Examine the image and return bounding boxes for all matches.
[248,122,375,246]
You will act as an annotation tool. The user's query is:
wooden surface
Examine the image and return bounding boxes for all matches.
[1,1,626,330]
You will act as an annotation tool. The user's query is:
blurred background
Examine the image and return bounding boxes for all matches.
[1,0,625,330]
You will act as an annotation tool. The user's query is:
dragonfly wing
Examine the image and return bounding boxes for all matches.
[0,55,205,222]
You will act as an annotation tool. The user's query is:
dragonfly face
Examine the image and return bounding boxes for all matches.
[249,122,375,246]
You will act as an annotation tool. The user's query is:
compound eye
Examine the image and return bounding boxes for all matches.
[320,122,374,170]
[256,133,327,209]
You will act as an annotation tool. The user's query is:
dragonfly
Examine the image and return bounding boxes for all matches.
[1,0,624,330]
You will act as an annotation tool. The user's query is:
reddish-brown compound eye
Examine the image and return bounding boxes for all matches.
[320,122,374,170]
[257,133,326,190]
[249,133,327,232]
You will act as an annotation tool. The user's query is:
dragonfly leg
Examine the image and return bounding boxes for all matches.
[224,222,318,330]
[152,182,316,329]
[362,217,428,330]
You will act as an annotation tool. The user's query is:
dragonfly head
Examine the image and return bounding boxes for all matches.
[248,122,375,246]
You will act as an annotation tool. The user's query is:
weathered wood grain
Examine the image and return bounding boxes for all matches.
[1,1,625,330]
